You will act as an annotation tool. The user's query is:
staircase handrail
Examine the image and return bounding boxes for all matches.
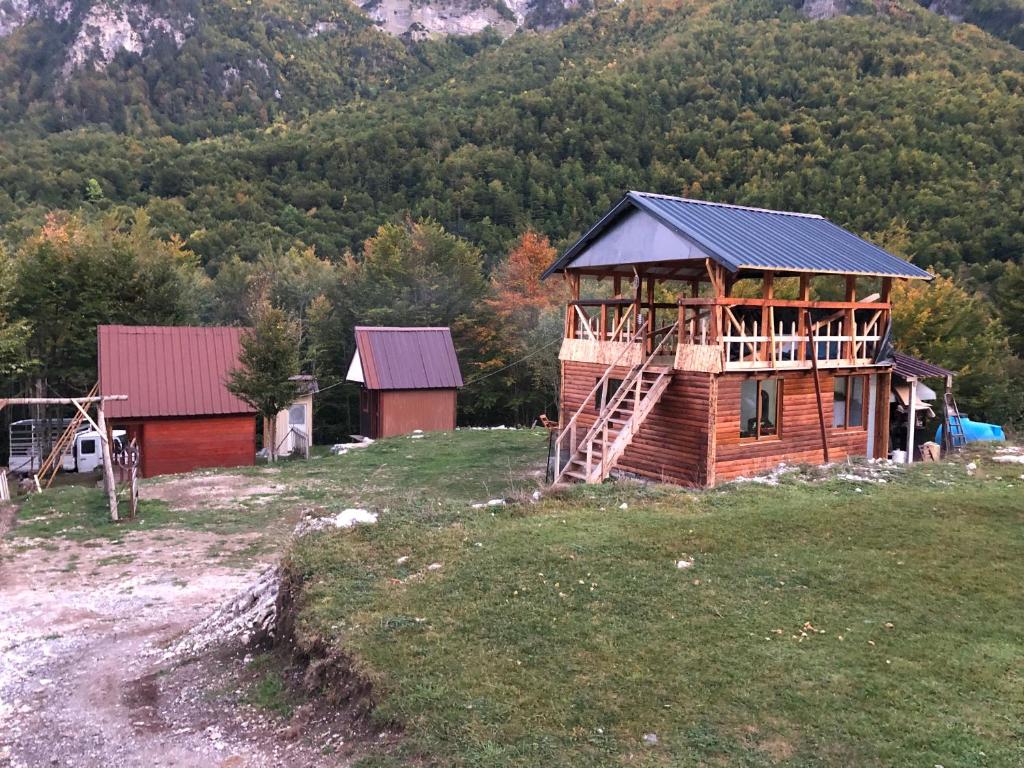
[555,316,649,450]
[594,320,679,478]
[556,319,679,483]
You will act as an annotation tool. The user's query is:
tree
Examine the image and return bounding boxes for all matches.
[480,230,568,424]
[993,261,1024,358]
[0,249,30,378]
[227,294,301,461]
[11,211,208,392]
[335,218,488,329]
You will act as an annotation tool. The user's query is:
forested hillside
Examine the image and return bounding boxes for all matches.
[1,0,1022,438]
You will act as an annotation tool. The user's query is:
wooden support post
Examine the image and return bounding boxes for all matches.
[797,275,810,362]
[805,310,830,463]
[645,276,655,355]
[761,272,774,363]
[844,275,856,362]
[875,370,891,460]
[96,400,119,522]
[613,275,622,334]
[906,376,917,465]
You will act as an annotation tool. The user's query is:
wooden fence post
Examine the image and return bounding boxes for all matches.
[96,401,119,522]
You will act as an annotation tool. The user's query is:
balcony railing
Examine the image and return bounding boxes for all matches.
[563,296,890,372]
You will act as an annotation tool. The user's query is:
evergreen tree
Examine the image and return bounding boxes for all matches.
[227,293,301,461]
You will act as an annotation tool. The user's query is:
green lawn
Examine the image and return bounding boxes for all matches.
[9,429,1022,766]
[281,432,1024,767]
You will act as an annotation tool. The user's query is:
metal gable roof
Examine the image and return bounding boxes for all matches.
[98,325,256,419]
[543,191,933,280]
[350,327,463,391]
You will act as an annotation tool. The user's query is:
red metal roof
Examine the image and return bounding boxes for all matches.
[892,351,954,380]
[352,326,463,390]
[98,325,256,419]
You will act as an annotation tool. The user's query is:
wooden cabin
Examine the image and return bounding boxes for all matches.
[543,192,932,487]
[346,326,463,438]
[98,325,257,477]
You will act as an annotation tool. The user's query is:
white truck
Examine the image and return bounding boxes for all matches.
[7,419,125,475]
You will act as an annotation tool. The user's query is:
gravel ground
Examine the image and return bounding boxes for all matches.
[0,486,358,768]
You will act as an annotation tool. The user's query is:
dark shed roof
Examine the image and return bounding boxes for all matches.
[543,192,932,281]
[350,327,463,391]
[891,352,954,379]
[98,325,256,419]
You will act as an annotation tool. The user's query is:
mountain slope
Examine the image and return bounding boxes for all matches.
[1,0,1019,278]
[0,0,423,137]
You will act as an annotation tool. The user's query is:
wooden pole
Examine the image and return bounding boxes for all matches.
[96,400,119,522]
[906,376,916,465]
[805,310,830,463]
[0,395,127,409]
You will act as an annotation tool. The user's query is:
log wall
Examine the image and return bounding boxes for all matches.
[714,370,873,482]
[560,363,887,488]
[560,361,713,487]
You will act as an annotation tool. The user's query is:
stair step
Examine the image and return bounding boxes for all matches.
[563,469,590,481]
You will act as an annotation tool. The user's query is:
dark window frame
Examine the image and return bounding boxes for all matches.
[739,377,783,441]
[833,374,868,430]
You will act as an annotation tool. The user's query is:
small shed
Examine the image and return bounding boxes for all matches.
[889,352,955,461]
[346,326,463,439]
[98,325,257,477]
[264,375,318,457]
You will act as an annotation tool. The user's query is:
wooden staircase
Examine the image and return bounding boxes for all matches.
[553,319,678,484]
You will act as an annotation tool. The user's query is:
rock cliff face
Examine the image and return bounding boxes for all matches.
[0,0,590,66]
[0,1,192,73]
[357,0,588,38]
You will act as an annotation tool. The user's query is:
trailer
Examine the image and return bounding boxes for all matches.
[8,419,125,475]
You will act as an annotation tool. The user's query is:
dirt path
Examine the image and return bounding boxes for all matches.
[0,488,352,767]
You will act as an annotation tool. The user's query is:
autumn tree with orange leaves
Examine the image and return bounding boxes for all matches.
[477,231,569,423]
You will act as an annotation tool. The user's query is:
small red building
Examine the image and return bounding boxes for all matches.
[346,326,463,439]
[98,325,256,477]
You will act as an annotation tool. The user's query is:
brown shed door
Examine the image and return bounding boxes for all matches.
[360,389,375,439]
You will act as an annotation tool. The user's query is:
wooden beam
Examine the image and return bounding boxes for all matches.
[805,310,830,463]
[0,395,126,409]
[676,297,888,310]
[844,275,857,361]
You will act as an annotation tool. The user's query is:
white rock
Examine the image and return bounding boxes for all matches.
[676,559,693,569]
[396,555,410,565]
[993,455,1024,465]
[486,498,505,507]
[619,502,628,510]
[427,562,443,571]
[531,490,542,502]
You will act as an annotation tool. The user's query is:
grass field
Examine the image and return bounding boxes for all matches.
[8,429,1023,766]
[282,431,1023,767]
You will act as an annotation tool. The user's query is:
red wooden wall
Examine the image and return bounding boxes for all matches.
[129,414,256,477]
[362,389,457,439]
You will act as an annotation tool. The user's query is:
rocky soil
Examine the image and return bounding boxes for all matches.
[0,475,362,768]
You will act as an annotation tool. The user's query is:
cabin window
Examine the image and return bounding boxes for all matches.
[594,378,624,412]
[79,438,97,455]
[740,378,781,439]
[833,375,866,429]
[288,403,306,426]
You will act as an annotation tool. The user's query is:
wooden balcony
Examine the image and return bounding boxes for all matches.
[561,296,890,373]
